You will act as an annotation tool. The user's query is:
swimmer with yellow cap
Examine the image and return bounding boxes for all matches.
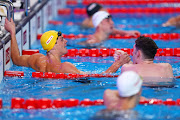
[5,18,131,74]
[40,30,62,52]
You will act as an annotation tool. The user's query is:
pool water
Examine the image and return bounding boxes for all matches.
[1,3,180,120]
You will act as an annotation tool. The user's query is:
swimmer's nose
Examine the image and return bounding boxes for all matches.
[65,39,68,43]
[110,19,114,26]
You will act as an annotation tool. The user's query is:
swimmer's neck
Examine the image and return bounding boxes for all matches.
[115,96,139,110]
[94,28,110,41]
[137,59,154,64]
[47,52,61,62]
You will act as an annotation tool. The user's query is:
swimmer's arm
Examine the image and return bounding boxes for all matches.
[112,28,128,36]
[112,28,140,37]
[103,50,131,74]
[103,61,125,74]
[166,63,174,78]
[62,62,87,74]
[4,18,30,67]
[121,64,134,73]
[103,89,120,110]
[81,17,94,28]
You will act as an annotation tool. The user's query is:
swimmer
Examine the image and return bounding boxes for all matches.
[103,71,145,110]
[115,36,174,78]
[4,18,131,74]
[79,11,140,45]
[162,15,180,28]
[82,2,140,36]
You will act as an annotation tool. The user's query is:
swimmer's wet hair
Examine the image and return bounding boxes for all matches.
[135,36,158,59]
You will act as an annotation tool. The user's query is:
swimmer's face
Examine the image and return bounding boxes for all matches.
[100,16,114,34]
[55,35,68,55]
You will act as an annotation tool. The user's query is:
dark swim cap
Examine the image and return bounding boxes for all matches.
[86,3,102,17]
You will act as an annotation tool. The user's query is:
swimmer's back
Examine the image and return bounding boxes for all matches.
[121,63,173,78]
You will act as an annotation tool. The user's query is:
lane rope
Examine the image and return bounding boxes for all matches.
[37,33,180,41]
[0,98,179,109]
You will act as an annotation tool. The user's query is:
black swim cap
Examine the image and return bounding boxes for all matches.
[86,3,102,17]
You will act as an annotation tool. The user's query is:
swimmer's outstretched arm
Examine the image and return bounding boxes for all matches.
[162,15,180,27]
[81,17,94,28]
[4,18,31,67]
[112,28,140,37]
[103,50,131,73]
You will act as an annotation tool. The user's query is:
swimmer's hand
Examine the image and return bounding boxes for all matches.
[126,30,140,37]
[4,18,16,34]
[114,50,131,64]
[162,15,180,27]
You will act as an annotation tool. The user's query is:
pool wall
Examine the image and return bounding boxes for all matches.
[0,0,67,82]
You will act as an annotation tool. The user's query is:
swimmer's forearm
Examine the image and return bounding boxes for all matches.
[112,28,127,36]
[11,32,21,65]
[103,62,123,73]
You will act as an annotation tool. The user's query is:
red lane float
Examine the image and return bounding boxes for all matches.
[9,98,180,109]
[65,99,79,107]
[139,98,180,106]
[58,8,71,15]
[37,34,42,40]
[31,72,118,79]
[74,7,180,15]
[11,97,25,109]
[66,0,77,5]
[174,48,180,57]
[80,99,94,106]
[64,48,180,57]
[22,48,180,57]
[53,99,65,108]
[24,98,38,109]
[37,33,180,40]
[38,98,52,109]
[82,0,179,5]
[22,49,39,55]
[48,20,63,25]
[0,99,2,109]
[4,71,24,77]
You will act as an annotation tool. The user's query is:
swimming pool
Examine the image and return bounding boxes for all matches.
[1,1,180,120]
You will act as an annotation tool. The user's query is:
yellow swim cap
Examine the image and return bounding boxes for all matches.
[40,30,58,52]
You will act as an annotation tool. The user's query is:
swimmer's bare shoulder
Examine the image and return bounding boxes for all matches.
[158,63,174,77]
[27,53,47,71]
[60,62,84,74]
[121,63,136,73]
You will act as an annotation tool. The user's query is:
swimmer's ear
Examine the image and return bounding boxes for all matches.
[137,50,141,58]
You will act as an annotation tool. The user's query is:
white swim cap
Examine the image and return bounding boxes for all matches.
[92,11,110,28]
[117,71,143,97]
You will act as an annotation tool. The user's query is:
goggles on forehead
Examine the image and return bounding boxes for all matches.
[105,15,112,19]
[57,31,62,37]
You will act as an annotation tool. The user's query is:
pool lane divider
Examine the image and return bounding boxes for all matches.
[4,70,118,78]
[66,0,180,6]
[32,72,118,79]
[81,0,179,5]
[37,32,180,40]
[22,48,180,57]
[57,7,180,15]
[0,98,179,109]
[4,71,180,79]
[10,98,104,109]
[4,71,24,77]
